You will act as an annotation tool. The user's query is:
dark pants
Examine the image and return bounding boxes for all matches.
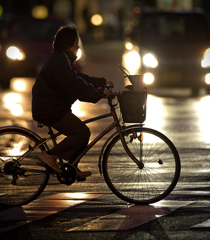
[50,112,90,164]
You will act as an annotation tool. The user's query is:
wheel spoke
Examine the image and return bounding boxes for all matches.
[0,129,49,206]
[103,127,180,204]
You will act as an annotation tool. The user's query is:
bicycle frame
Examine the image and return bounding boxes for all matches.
[0,72,181,206]
[16,98,143,170]
[57,104,143,168]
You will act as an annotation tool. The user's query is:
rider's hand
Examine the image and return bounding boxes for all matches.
[103,89,111,98]
[106,81,114,88]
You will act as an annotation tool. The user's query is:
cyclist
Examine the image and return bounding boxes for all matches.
[32,25,114,179]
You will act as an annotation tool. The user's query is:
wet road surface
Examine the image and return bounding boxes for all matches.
[1,41,210,239]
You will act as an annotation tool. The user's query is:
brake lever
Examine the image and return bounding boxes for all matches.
[106,84,118,107]
[105,83,113,93]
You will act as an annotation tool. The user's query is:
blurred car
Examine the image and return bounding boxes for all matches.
[122,8,210,95]
[0,16,85,89]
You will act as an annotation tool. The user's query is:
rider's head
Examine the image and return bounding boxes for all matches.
[53,25,79,54]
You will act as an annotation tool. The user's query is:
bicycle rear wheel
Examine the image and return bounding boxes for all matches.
[0,128,50,206]
[102,126,180,204]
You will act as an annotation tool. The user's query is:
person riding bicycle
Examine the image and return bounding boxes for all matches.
[32,25,114,179]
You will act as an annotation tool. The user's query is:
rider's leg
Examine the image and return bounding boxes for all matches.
[50,111,92,178]
[50,111,90,159]
[37,151,63,173]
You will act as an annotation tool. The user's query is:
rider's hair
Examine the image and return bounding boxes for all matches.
[53,25,78,51]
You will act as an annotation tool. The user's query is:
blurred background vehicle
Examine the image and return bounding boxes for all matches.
[0,16,85,89]
[122,8,210,95]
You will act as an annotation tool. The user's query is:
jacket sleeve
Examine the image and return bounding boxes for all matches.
[76,70,106,89]
[41,52,106,104]
[73,70,106,103]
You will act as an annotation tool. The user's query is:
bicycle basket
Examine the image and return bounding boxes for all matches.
[118,88,147,123]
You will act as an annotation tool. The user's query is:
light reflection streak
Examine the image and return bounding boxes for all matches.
[145,95,164,130]
[71,95,165,131]
[3,93,23,116]
[196,96,210,143]
[9,142,25,156]
[65,193,89,199]
[71,100,85,117]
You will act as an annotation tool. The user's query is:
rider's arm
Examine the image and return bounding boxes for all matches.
[41,51,106,103]
[65,58,107,103]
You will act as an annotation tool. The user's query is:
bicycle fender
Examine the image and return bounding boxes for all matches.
[98,124,141,175]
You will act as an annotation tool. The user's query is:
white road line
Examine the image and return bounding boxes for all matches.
[191,219,210,229]
[190,201,210,229]
[169,190,210,196]
[0,192,101,234]
[67,200,193,232]
[1,190,210,234]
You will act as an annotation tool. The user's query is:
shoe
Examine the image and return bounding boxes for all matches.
[77,170,92,180]
[37,151,62,173]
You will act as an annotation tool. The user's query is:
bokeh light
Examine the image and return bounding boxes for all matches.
[3,93,23,116]
[6,46,26,61]
[122,50,140,74]
[72,100,85,117]
[91,14,103,26]
[125,42,133,50]
[133,7,141,14]
[144,73,154,85]
[0,5,3,17]
[32,5,48,19]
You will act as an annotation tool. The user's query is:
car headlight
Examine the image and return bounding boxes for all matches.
[6,46,26,61]
[144,72,154,85]
[205,73,210,84]
[122,49,141,74]
[202,48,210,68]
[124,41,133,51]
[143,53,158,68]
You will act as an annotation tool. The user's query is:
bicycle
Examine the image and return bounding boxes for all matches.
[0,68,181,207]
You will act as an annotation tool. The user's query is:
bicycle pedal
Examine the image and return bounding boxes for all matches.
[77,177,86,182]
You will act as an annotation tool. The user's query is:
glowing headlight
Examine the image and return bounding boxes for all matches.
[6,46,26,61]
[205,73,210,84]
[125,42,133,50]
[143,53,158,68]
[202,48,210,68]
[144,73,154,85]
[122,50,141,74]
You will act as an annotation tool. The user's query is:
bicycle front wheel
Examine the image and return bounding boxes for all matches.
[102,126,180,204]
[0,128,50,206]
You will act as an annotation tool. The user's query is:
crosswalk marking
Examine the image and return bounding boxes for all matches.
[1,190,210,234]
[191,219,210,229]
[170,190,210,196]
[0,192,101,234]
[67,200,193,232]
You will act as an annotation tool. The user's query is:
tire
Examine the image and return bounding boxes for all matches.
[0,128,50,206]
[102,126,181,204]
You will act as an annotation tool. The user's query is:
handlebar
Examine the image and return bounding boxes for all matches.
[105,83,113,92]
[105,84,117,97]
[104,84,118,107]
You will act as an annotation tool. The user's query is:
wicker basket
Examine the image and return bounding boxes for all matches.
[118,89,147,123]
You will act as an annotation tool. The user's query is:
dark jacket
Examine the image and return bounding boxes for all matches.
[32,50,106,125]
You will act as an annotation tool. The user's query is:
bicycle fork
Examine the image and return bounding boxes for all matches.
[112,111,144,170]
